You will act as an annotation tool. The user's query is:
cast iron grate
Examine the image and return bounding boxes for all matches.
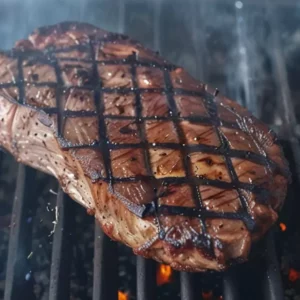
[1,0,299,299]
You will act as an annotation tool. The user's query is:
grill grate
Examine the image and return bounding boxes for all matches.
[1,0,300,299]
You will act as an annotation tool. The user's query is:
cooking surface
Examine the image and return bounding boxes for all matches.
[0,0,300,299]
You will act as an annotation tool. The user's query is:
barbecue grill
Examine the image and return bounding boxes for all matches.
[0,0,300,299]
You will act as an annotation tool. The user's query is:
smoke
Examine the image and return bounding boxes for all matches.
[0,0,296,125]
[0,0,124,50]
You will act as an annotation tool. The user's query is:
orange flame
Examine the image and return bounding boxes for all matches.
[157,264,172,285]
[289,268,300,282]
[202,291,213,300]
[118,291,128,300]
[279,223,287,232]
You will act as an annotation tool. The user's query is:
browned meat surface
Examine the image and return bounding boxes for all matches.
[0,22,290,271]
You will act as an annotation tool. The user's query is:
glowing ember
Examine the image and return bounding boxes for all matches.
[288,268,300,282]
[202,291,213,300]
[118,291,128,300]
[157,264,172,285]
[279,223,287,232]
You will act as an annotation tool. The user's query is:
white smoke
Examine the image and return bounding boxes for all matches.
[0,0,124,50]
[0,0,296,127]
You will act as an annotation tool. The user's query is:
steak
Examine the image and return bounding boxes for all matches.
[0,22,290,271]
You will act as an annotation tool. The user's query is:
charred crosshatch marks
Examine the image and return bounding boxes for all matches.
[0,37,289,252]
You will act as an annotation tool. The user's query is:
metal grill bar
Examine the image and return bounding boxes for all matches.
[266,0,300,179]
[180,272,200,300]
[136,256,157,300]
[189,1,283,299]
[262,231,284,300]
[203,0,297,5]
[189,0,242,298]
[153,0,161,51]
[223,268,239,300]
[233,4,257,115]
[16,56,25,105]
[4,166,36,300]
[120,2,161,299]
[264,3,300,298]
[118,0,125,34]
[93,225,118,300]
[152,2,205,298]
[49,190,73,300]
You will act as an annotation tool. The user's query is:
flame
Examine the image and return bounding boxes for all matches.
[289,268,300,282]
[202,291,213,300]
[118,291,128,300]
[279,223,287,232]
[157,264,172,285]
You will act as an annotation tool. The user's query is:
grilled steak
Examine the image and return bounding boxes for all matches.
[0,22,290,271]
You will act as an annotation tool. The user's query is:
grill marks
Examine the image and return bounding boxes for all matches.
[88,41,113,183]
[162,68,209,244]
[202,93,258,230]
[0,23,290,256]
[128,53,162,233]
